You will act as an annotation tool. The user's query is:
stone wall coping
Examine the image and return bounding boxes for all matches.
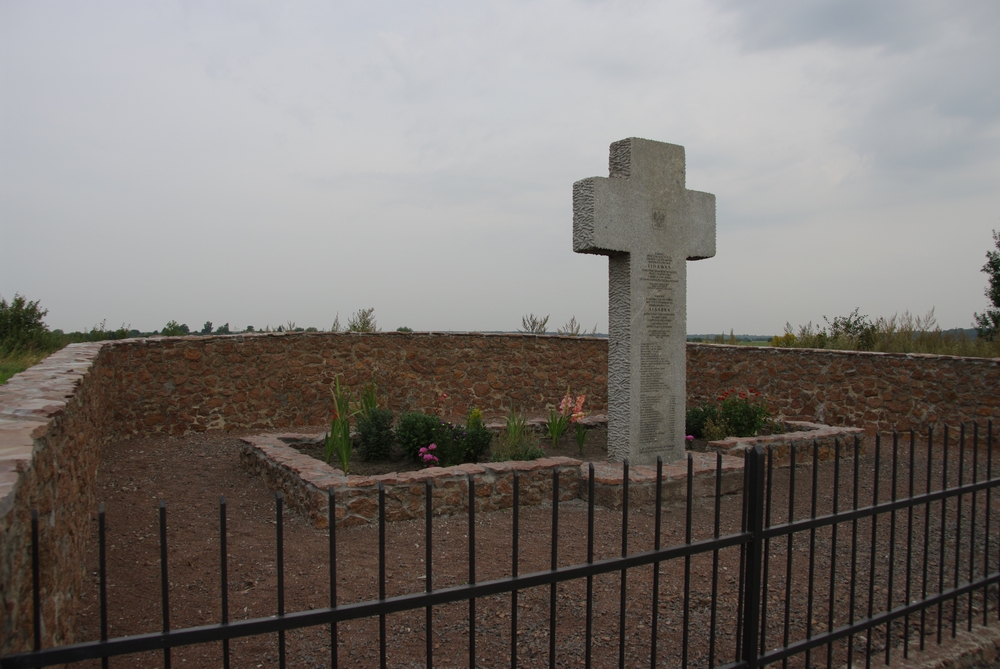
[707,421,865,451]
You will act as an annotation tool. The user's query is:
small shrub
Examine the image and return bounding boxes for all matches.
[348,308,379,332]
[491,408,543,462]
[396,326,413,332]
[687,389,772,440]
[397,411,440,461]
[464,408,493,462]
[357,407,395,461]
[519,313,549,334]
[685,405,719,439]
[432,421,467,467]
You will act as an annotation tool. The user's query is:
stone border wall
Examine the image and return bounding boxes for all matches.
[98,331,610,435]
[687,344,1000,435]
[0,343,113,655]
[238,434,748,527]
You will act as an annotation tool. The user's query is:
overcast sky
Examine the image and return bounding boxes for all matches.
[2,1,998,336]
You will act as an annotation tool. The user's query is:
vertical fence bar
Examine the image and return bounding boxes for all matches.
[219,497,229,669]
[968,423,979,632]
[736,453,749,663]
[827,439,842,669]
[159,499,171,669]
[379,483,387,669]
[549,468,559,669]
[886,432,899,663]
[512,471,520,669]
[805,441,819,669]
[682,455,694,669]
[650,456,663,669]
[760,447,774,658]
[276,492,286,669]
[953,424,965,638]
[938,426,949,645]
[99,503,109,669]
[865,435,882,669]
[468,472,476,669]
[619,460,630,669]
[741,445,766,669]
[920,427,934,651]
[904,431,916,659]
[782,444,797,669]
[586,464,594,669]
[426,480,434,669]
[848,436,861,669]
[330,488,337,669]
[984,422,993,627]
[708,452,723,669]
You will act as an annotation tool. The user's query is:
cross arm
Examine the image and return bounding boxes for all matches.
[685,189,716,261]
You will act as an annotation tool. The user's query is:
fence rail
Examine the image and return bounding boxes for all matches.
[3,420,997,669]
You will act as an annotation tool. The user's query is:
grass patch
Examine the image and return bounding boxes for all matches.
[0,350,49,384]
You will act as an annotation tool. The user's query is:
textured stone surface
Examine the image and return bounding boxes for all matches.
[0,343,112,656]
[238,433,745,527]
[708,420,866,467]
[686,344,1000,436]
[98,331,609,435]
[574,138,716,465]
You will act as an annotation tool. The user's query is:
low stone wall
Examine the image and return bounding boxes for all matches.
[707,420,867,467]
[0,343,113,656]
[239,433,749,526]
[687,344,1000,435]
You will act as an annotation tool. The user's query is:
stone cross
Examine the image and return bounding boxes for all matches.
[573,138,716,465]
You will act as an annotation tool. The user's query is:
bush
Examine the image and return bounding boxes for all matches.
[685,405,719,439]
[0,294,50,353]
[357,407,395,461]
[397,411,440,461]
[687,389,772,440]
[464,408,493,462]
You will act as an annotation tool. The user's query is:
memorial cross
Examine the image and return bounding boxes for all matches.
[573,138,716,464]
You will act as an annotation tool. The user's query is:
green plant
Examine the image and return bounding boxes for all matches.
[397,411,441,461]
[330,313,342,333]
[161,320,190,337]
[347,308,379,332]
[687,389,771,439]
[357,407,395,461]
[356,372,379,420]
[325,375,356,472]
[0,294,51,353]
[545,389,573,448]
[492,408,544,462]
[396,326,413,332]
[974,229,1000,341]
[464,408,493,462]
[519,313,549,334]
[685,404,719,439]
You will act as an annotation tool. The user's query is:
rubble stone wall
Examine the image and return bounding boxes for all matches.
[686,344,1000,435]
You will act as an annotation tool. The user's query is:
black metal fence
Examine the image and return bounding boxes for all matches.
[3,420,998,669]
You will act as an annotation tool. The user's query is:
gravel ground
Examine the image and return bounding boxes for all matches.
[70,428,1000,668]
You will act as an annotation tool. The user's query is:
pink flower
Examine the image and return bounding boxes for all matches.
[686,435,694,441]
